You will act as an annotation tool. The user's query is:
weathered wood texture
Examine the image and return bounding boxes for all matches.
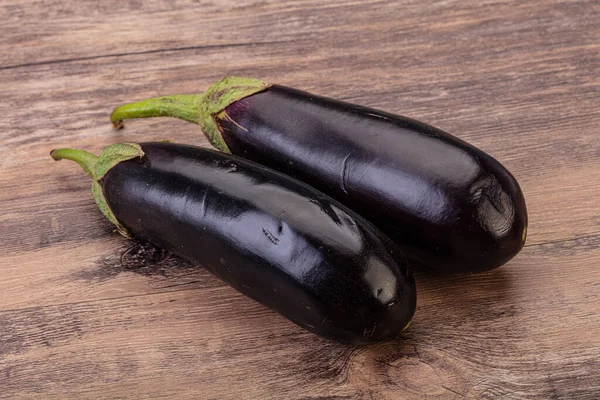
[1,0,599,399]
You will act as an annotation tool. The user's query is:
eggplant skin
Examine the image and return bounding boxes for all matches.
[217,85,528,272]
[101,142,416,344]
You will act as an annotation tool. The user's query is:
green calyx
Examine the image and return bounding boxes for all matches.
[197,77,271,152]
[110,76,272,153]
[50,143,145,237]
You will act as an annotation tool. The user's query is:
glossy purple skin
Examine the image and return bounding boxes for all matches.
[101,142,416,344]
[217,85,528,272]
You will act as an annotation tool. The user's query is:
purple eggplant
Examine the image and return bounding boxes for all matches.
[50,142,416,345]
[110,77,528,272]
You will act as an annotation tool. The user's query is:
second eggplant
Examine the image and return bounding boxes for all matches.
[110,77,528,272]
[51,142,416,345]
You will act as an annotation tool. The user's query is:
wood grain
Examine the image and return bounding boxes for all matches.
[4,0,595,70]
[1,0,599,398]
[1,239,598,399]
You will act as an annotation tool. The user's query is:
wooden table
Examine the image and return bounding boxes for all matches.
[1,1,599,398]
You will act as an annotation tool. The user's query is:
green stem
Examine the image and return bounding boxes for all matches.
[50,148,98,179]
[110,94,203,128]
[108,77,271,152]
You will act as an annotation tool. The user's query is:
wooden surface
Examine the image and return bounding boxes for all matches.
[1,0,599,398]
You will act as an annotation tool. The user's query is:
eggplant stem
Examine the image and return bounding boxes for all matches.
[110,94,203,129]
[50,148,98,179]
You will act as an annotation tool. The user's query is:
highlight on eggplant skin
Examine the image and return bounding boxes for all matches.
[50,142,416,345]
[110,77,528,273]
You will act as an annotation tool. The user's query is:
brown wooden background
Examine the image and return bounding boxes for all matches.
[1,0,599,399]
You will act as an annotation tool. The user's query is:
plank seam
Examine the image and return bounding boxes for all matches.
[0,39,296,71]
[0,285,227,316]
[523,232,600,249]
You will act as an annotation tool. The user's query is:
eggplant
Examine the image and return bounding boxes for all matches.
[110,77,528,272]
[50,142,416,345]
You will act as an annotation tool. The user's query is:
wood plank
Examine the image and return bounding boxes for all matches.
[1,236,598,399]
[3,0,597,69]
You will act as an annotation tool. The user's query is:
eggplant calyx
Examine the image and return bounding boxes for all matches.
[109,77,271,153]
[197,77,271,153]
[50,143,144,238]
